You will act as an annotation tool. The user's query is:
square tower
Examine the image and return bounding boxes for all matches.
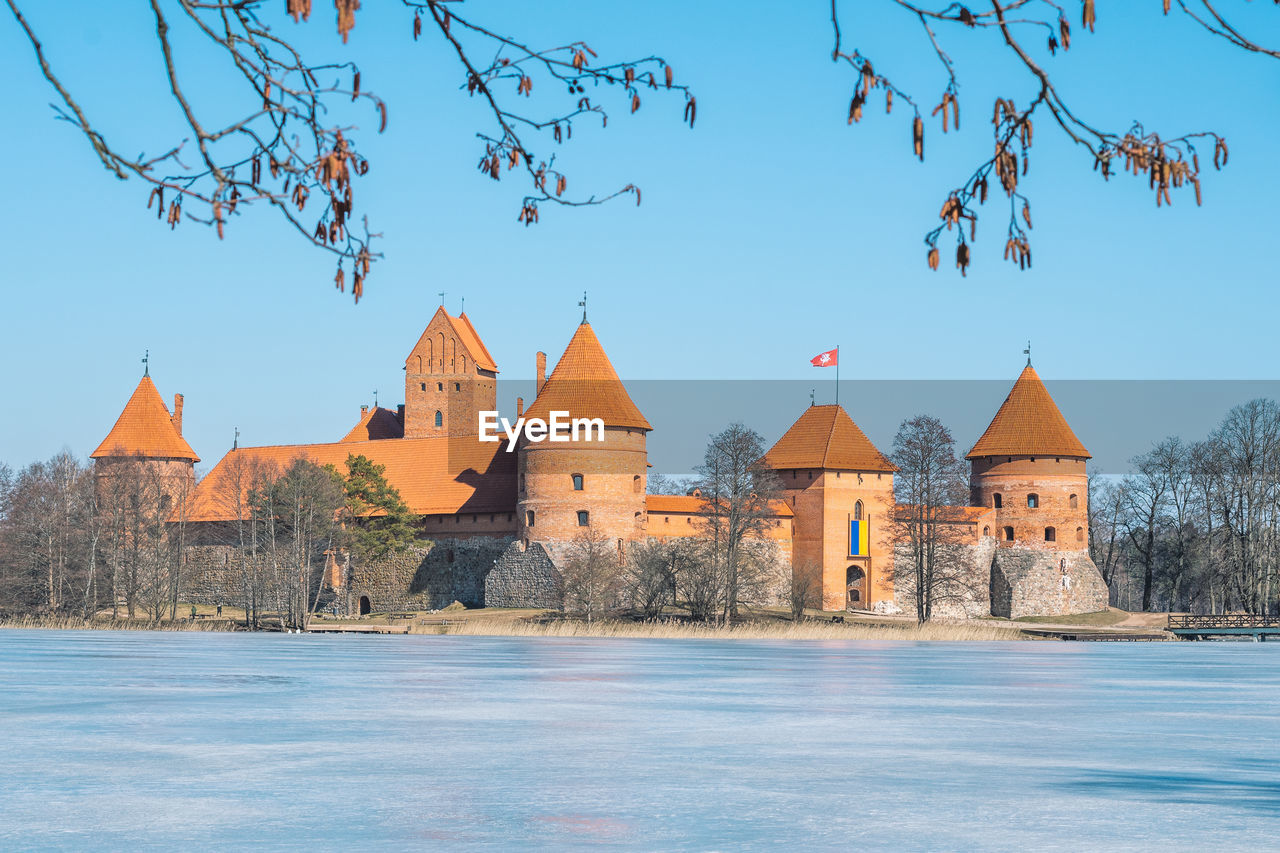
[403,307,498,438]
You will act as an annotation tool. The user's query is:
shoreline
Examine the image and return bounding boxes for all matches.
[0,608,1172,642]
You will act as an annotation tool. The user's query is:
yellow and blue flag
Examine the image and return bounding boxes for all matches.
[849,517,870,556]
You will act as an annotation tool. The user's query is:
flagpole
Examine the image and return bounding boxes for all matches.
[835,345,840,408]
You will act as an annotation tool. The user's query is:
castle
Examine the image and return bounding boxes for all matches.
[91,307,1108,619]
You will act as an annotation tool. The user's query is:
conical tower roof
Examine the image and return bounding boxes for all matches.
[522,321,651,431]
[967,365,1089,459]
[764,404,896,472]
[91,375,200,461]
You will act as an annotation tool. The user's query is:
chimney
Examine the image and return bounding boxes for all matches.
[536,351,547,395]
[361,404,369,415]
[172,394,184,436]
[516,396,524,417]
[396,404,405,422]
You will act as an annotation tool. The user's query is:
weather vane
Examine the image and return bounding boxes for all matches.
[460,296,465,315]
[810,388,815,406]
[373,389,379,408]
[233,427,239,450]
[141,349,149,377]
[438,291,445,307]
[579,290,588,323]
[1024,340,1032,367]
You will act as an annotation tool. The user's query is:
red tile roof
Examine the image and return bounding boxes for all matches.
[403,307,499,374]
[523,322,651,431]
[188,435,516,522]
[340,407,404,442]
[763,405,895,472]
[91,376,200,462]
[967,365,1090,459]
[645,493,794,518]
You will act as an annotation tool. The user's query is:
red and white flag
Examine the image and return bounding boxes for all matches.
[810,348,838,367]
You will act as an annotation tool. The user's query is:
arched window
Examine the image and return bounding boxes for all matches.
[1045,526,1056,542]
[577,510,590,527]
[853,500,863,521]
[1003,526,1015,542]
[434,410,443,427]
[1027,493,1039,509]
[572,473,584,491]
[633,475,641,493]
[1069,493,1079,510]
[437,382,443,391]
[993,493,1003,509]
[455,382,461,392]
[983,526,990,537]
[526,510,535,527]
[1076,526,1084,543]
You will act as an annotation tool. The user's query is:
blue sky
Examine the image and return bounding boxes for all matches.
[2,1,1278,469]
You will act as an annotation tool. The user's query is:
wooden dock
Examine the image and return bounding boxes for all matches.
[1168,614,1280,641]
[1021,628,1170,642]
[306,622,409,635]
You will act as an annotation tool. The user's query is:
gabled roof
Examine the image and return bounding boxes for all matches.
[967,365,1090,459]
[91,375,200,462]
[522,321,651,431]
[403,306,498,374]
[763,404,895,473]
[340,407,404,442]
[187,435,516,522]
[645,493,794,518]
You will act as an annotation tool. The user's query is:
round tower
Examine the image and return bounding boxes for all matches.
[516,319,650,546]
[91,372,200,512]
[967,363,1090,551]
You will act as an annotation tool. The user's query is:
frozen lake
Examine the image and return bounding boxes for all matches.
[1,631,1277,850]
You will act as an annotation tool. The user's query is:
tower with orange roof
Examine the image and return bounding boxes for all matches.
[763,403,897,611]
[517,316,651,547]
[967,360,1107,617]
[403,306,498,438]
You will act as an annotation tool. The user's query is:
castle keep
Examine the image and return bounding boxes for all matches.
[92,307,1107,619]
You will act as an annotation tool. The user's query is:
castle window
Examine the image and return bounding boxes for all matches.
[1027,493,1039,509]
[1069,493,1079,510]
[455,382,461,392]
[1044,526,1056,542]
[1003,526,1015,542]
[434,410,443,427]
[633,475,641,493]
[577,510,590,527]
[420,383,426,391]
[983,526,990,537]
[792,470,797,480]
[993,493,1003,509]
[807,470,813,480]
[1076,526,1084,543]
[526,510,535,527]
[664,516,670,524]
[572,474,584,491]
[853,500,863,521]
[437,383,443,391]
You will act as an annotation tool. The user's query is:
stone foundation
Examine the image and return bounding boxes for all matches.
[892,538,995,619]
[485,541,564,609]
[989,548,1108,619]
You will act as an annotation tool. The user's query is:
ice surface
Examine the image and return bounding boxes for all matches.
[0,631,1277,850]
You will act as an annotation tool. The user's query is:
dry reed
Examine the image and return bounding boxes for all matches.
[0,615,234,632]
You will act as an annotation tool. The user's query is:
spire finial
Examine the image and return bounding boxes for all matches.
[460,296,465,315]
[578,290,588,323]
[233,427,239,450]
[810,388,815,407]
[142,349,149,377]
[1024,340,1032,367]
[373,389,379,408]
[438,291,446,307]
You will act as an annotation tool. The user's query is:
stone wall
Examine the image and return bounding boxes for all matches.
[892,538,996,619]
[347,537,510,612]
[179,537,510,613]
[485,541,563,609]
[989,548,1108,619]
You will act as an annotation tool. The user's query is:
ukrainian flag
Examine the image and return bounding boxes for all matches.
[850,517,870,556]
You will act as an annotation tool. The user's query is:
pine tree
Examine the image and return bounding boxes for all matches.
[334,454,417,562]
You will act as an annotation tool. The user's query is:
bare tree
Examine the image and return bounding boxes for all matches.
[890,414,970,623]
[789,563,820,621]
[1122,445,1172,613]
[829,1,1269,275]
[625,538,684,618]
[693,423,783,622]
[5,0,693,299]
[559,526,623,622]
